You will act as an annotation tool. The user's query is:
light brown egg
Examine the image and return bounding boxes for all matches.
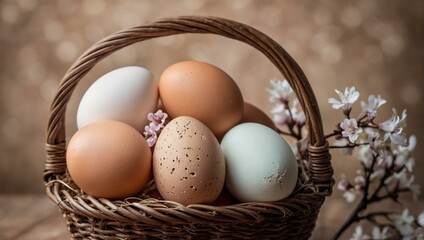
[66,120,152,199]
[240,102,277,131]
[153,116,225,205]
[159,61,244,139]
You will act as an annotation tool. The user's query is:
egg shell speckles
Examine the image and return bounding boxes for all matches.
[153,116,225,205]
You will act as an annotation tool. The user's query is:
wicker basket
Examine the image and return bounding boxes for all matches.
[44,16,333,239]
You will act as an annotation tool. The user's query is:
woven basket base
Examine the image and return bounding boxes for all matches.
[64,206,320,239]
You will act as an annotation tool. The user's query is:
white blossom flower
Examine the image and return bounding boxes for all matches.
[360,94,387,120]
[398,135,417,154]
[365,129,383,155]
[351,225,370,240]
[395,170,420,200]
[328,86,360,112]
[393,209,415,237]
[377,149,393,169]
[358,145,373,168]
[393,135,417,172]
[271,104,291,125]
[343,190,357,203]
[290,100,306,126]
[340,118,363,143]
[371,168,385,181]
[394,154,415,172]
[379,108,407,146]
[418,212,424,227]
[372,226,390,240]
[271,99,305,126]
[266,79,293,103]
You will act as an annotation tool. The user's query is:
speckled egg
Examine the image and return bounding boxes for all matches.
[152,116,225,205]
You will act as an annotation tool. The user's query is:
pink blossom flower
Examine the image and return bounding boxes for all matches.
[354,175,366,194]
[360,94,387,120]
[337,177,352,191]
[393,209,415,237]
[143,125,158,147]
[266,79,293,104]
[379,108,407,146]
[328,86,360,113]
[147,110,168,131]
[143,110,168,147]
[340,118,363,143]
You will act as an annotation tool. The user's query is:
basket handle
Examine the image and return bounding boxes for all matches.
[45,16,333,196]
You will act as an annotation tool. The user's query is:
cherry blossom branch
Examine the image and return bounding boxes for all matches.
[329,143,369,149]
[325,130,340,139]
[268,82,419,239]
[332,153,378,239]
[357,211,396,222]
[277,128,293,137]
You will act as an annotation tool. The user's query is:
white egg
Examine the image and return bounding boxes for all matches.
[77,66,158,132]
[221,123,298,202]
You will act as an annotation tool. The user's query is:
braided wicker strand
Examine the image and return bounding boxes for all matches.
[45,16,333,239]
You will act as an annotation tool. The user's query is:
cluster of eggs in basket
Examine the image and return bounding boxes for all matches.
[66,61,298,205]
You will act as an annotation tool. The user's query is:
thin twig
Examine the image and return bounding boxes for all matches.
[325,131,340,139]
[329,143,369,149]
[332,154,378,240]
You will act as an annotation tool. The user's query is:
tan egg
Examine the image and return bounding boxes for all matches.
[67,120,152,199]
[153,116,225,205]
[240,102,277,131]
[159,61,244,139]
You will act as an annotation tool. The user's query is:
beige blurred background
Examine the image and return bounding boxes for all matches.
[0,0,423,207]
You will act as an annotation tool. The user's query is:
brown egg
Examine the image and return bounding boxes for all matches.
[240,102,277,131]
[153,116,225,205]
[67,120,152,199]
[159,61,244,139]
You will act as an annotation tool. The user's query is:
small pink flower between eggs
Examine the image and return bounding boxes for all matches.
[143,110,168,147]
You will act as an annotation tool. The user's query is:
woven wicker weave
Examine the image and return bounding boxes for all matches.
[44,16,333,239]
